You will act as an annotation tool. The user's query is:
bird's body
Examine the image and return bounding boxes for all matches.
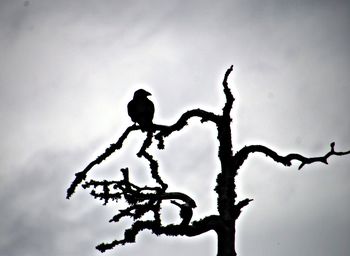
[127,89,155,131]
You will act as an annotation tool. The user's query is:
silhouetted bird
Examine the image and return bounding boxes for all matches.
[127,89,155,131]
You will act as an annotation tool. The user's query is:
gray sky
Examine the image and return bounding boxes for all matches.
[0,0,349,255]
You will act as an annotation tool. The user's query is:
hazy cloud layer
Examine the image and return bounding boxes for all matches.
[1,1,349,255]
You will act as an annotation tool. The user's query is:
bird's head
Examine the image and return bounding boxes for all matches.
[134,89,151,98]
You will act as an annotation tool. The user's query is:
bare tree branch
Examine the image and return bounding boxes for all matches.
[234,142,350,171]
[137,131,168,190]
[170,200,194,226]
[234,198,254,219]
[79,167,200,249]
[236,198,253,210]
[96,215,221,252]
[222,65,235,117]
[154,109,220,148]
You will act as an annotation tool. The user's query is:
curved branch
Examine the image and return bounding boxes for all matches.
[170,200,194,226]
[156,215,220,236]
[154,109,220,148]
[222,65,235,117]
[136,131,168,190]
[159,192,197,208]
[234,142,350,171]
[96,215,220,252]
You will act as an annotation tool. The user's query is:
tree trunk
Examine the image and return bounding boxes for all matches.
[215,115,237,256]
[216,221,237,256]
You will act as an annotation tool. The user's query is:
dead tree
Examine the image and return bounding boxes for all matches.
[67,65,350,256]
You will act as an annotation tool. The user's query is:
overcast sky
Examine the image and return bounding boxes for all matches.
[0,0,349,255]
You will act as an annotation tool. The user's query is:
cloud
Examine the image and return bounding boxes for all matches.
[0,0,349,255]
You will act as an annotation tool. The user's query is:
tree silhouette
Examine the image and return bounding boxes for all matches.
[67,65,350,256]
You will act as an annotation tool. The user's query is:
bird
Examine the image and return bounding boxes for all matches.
[127,89,155,131]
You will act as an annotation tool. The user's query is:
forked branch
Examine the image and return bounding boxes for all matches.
[96,215,221,253]
[234,142,350,170]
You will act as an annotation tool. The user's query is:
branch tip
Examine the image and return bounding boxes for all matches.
[235,142,350,172]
